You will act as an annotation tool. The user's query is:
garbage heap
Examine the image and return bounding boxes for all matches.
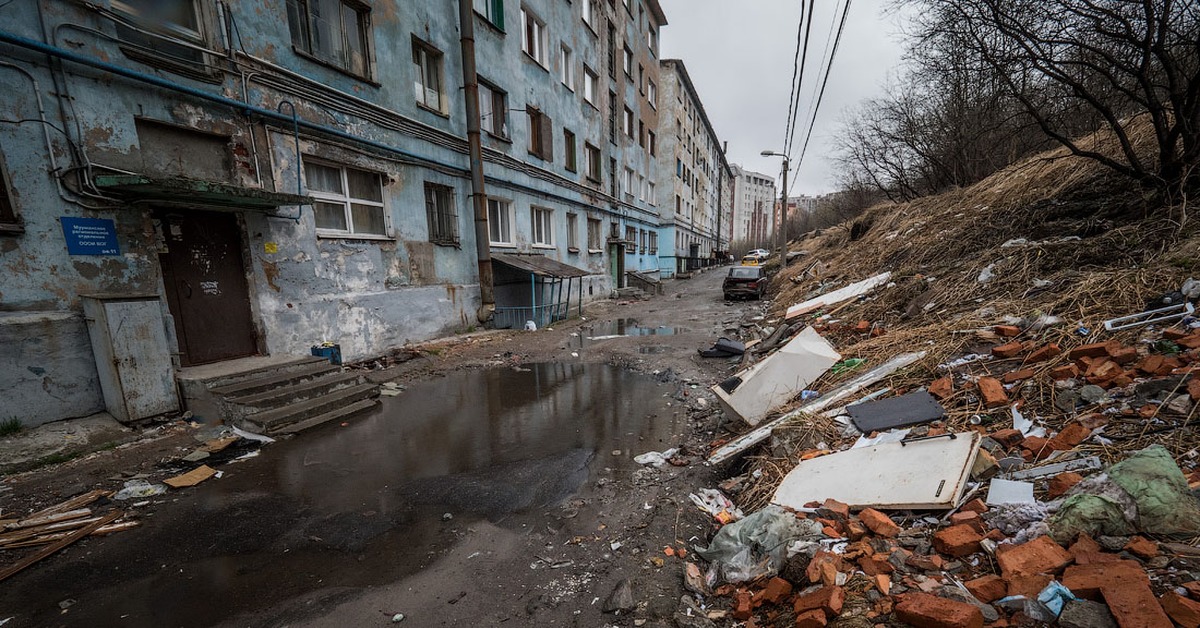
[688,277,1200,627]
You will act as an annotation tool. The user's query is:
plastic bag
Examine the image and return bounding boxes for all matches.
[694,505,823,584]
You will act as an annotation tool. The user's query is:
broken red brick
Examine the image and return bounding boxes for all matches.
[853,320,871,333]
[960,498,988,514]
[1161,591,1200,628]
[933,524,983,558]
[1109,346,1138,365]
[1047,472,1084,498]
[733,590,754,620]
[1062,559,1147,598]
[994,324,1021,337]
[873,573,891,595]
[1179,334,1200,350]
[894,592,984,628]
[928,376,954,400]
[1007,573,1054,598]
[1002,368,1036,384]
[760,577,794,605]
[1026,343,1062,363]
[977,377,1009,408]
[1047,422,1092,451]
[857,555,894,576]
[1124,536,1159,559]
[992,341,1026,359]
[984,528,1007,542]
[858,508,902,538]
[965,574,1007,603]
[1068,535,1119,565]
[906,553,944,572]
[1022,435,1053,460]
[1182,581,1200,600]
[793,585,845,618]
[1086,360,1122,382]
[1070,342,1117,360]
[818,498,850,521]
[1138,354,1166,375]
[1050,364,1080,380]
[1189,378,1200,402]
[794,608,827,628]
[845,520,867,541]
[990,429,1025,449]
[996,536,1072,579]
[949,510,986,533]
[806,552,841,586]
[1164,328,1191,341]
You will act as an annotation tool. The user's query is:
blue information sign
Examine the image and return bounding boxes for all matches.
[61,217,120,256]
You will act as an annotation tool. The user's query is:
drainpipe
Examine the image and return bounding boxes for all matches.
[458,0,494,324]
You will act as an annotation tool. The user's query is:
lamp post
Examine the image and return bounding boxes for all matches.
[760,151,789,264]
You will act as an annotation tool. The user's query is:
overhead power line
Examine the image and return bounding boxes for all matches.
[781,0,807,158]
[793,0,853,169]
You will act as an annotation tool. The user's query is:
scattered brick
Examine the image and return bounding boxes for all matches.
[1124,536,1159,559]
[1070,342,1116,360]
[965,574,1007,603]
[857,555,894,576]
[1189,378,1200,402]
[960,498,988,514]
[1047,472,1084,498]
[858,508,902,538]
[1003,368,1035,384]
[1022,435,1053,460]
[933,524,983,558]
[818,498,850,521]
[845,520,867,541]
[794,609,827,628]
[1179,334,1200,350]
[996,536,1072,579]
[1026,343,1062,363]
[894,592,984,628]
[992,341,1026,359]
[793,585,845,618]
[994,324,1021,337]
[1050,364,1080,380]
[760,577,793,605]
[990,429,1025,449]
[949,510,986,533]
[1047,422,1092,451]
[873,573,891,595]
[1067,535,1119,566]
[853,320,871,333]
[1182,581,1200,600]
[806,552,841,587]
[906,553,944,572]
[733,590,754,620]
[1137,354,1166,375]
[977,377,1009,407]
[1164,328,1191,341]
[929,376,954,400]
[1160,591,1200,628]
[1109,345,1138,364]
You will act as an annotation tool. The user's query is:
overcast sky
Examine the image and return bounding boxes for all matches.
[658,0,909,196]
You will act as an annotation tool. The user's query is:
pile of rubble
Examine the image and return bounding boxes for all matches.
[685,276,1200,627]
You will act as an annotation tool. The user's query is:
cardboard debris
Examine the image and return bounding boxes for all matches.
[785,272,892,320]
[163,465,218,488]
[772,432,981,510]
[712,327,841,426]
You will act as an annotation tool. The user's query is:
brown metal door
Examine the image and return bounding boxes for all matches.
[158,210,258,366]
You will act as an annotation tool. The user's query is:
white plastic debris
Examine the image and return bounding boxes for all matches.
[633,448,678,467]
[1011,405,1047,438]
[524,320,537,331]
[977,264,996,283]
[231,426,275,444]
[689,488,744,523]
[986,479,1036,506]
[113,479,168,501]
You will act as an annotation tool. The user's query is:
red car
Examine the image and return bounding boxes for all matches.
[723,266,767,300]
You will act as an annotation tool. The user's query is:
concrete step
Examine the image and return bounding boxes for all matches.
[197,356,330,390]
[237,383,379,434]
[209,362,340,398]
[273,398,379,435]
[226,371,365,412]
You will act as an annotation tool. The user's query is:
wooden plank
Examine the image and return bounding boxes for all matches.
[0,521,139,550]
[0,510,122,583]
[0,516,104,544]
[23,489,109,521]
[7,508,92,531]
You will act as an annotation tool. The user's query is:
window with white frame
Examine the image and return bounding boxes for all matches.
[478,80,508,138]
[647,26,657,56]
[582,0,596,28]
[566,212,579,249]
[113,0,208,67]
[559,44,574,89]
[587,217,602,251]
[473,0,504,29]
[412,39,444,112]
[648,79,657,108]
[583,66,599,106]
[637,174,645,201]
[622,167,634,198]
[521,7,548,66]
[564,128,577,172]
[305,160,387,237]
[624,225,636,247]
[286,0,372,77]
[647,181,656,205]
[531,206,553,246]
[584,142,601,182]
[622,45,632,76]
[424,182,459,245]
[623,107,634,138]
[487,198,513,245]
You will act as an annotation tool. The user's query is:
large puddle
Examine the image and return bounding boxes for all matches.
[1,364,683,627]
[575,318,689,347]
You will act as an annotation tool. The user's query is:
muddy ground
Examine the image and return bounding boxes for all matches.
[0,267,765,627]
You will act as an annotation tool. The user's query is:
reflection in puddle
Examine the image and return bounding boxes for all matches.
[576,319,689,346]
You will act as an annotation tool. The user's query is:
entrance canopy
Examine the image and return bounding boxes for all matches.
[94,175,311,210]
[491,253,590,279]
[491,253,591,330]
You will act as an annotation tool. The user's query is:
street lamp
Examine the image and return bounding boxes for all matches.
[760,151,790,264]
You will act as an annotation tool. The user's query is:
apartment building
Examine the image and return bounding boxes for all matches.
[730,165,777,246]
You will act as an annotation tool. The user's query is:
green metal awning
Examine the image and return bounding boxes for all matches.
[94,175,311,210]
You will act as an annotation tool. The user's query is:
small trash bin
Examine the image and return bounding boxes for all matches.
[310,343,342,365]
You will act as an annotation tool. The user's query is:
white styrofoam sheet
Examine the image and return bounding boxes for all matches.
[772,432,981,510]
[785,272,892,319]
[711,327,841,426]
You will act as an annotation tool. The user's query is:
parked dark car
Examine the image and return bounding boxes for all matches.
[723,266,767,300]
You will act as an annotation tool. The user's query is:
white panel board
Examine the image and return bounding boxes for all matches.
[785,272,892,320]
[772,432,981,510]
[711,327,840,426]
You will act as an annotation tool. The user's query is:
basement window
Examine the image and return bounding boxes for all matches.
[305,161,389,238]
[287,0,373,79]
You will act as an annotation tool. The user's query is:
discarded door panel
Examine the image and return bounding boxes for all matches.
[785,272,892,320]
[772,432,981,510]
[711,327,841,426]
[848,390,946,433]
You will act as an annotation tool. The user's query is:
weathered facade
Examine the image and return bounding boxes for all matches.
[730,164,777,247]
[653,58,730,275]
[0,0,728,428]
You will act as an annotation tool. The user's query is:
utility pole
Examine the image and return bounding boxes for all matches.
[779,158,789,265]
[458,0,494,323]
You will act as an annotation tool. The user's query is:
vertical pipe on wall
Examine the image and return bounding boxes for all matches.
[458,0,495,323]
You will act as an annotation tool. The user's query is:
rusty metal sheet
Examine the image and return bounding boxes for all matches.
[492,253,591,278]
[847,390,946,433]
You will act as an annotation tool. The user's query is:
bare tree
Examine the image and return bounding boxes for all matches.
[907,0,1200,200]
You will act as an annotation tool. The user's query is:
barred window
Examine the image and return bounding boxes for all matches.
[424,183,459,246]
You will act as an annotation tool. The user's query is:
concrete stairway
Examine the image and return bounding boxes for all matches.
[179,356,379,435]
